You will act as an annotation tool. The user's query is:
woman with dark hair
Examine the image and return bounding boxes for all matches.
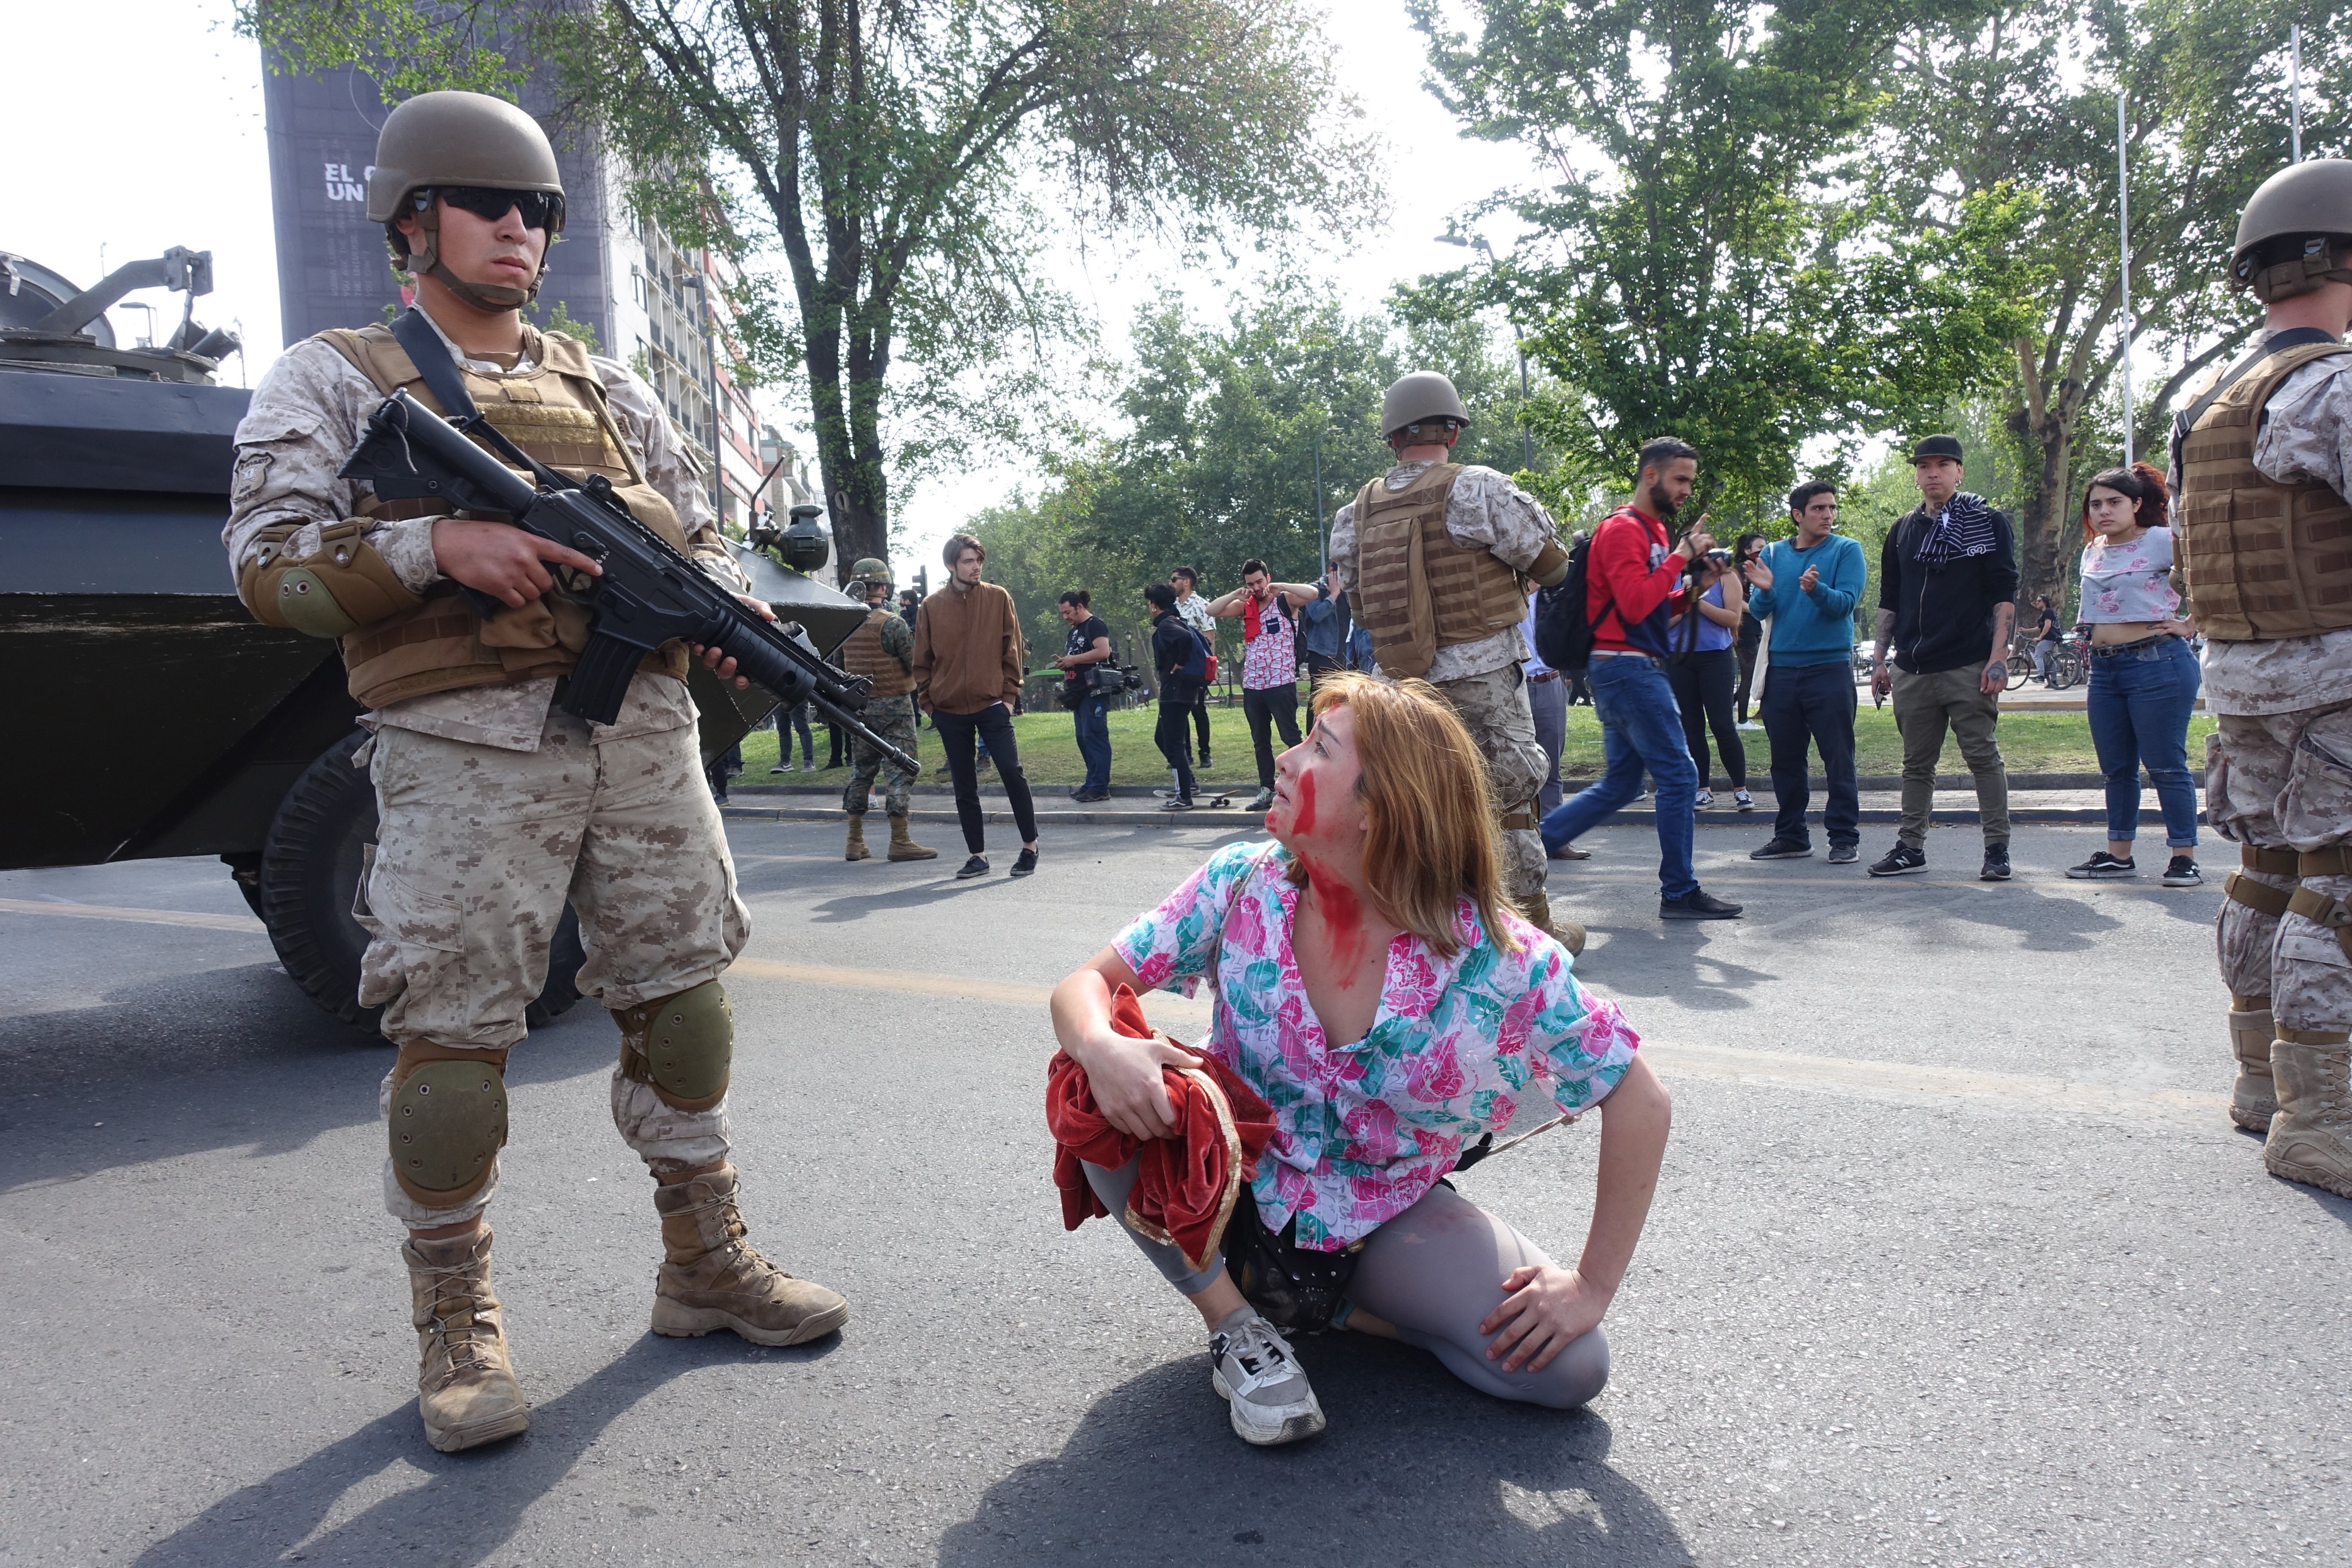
[1732,532,1766,723]
[2031,594,2061,683]
[1050,675,1668,1445]
[2065,462,2201,886]
[1666,552,1754,808]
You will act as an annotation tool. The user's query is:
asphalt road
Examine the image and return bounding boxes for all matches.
[2,819,2345,1567]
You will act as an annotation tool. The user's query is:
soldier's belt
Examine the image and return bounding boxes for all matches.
[2287,885,2352,963]
[2242,844,2300,876]
[2300,843,2352,877]
[2225,870,2293,919]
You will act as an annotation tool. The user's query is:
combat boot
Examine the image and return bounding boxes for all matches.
[844,814,871,862]
[1520,893,1588,958]
[2265,1031,2352,1198]
[402,1227,529,1453]
[2227,994,2278,1132]
[649,1163,850,1345]
[887,815,938,862]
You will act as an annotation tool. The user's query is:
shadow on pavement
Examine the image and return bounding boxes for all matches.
[937,1335,1693,1568]
[130,1332,838,1568]
[0,962,617,1191]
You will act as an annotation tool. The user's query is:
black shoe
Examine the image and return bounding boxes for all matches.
[1827,842,1860,865]
[1011,847,1039,877]
[2162,855,2203,888]
[769,765,792,775]
[1660,888,1743,920]
[1749,838,1812,860]
[1160,796,1196,812]
[2065,850,2136,880]
[955,855,989,879]
[1248,787,1275,812]
[1073,789,1111,803]
[711,791,729,806]
[1200,754,1213,771]
[1980,843,2012,881]
[1869,844,1927,877]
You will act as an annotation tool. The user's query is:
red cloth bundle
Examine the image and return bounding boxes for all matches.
[1048,985,1276,1272]
[1243,593,1263,641]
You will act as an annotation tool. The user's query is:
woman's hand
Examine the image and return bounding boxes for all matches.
[1479,1263,1611,1372]
[1075,1028,1198,1140]
[2158,615,2197,640]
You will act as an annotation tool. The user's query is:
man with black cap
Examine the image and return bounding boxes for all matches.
[1868,434,2018,882]
[2173,157,2352,1198]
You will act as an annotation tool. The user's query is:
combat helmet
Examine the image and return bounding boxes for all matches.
[367,91,567,312]
[2230,158,2352,302]
[847,556,893,591]
[1382,371,1472,446]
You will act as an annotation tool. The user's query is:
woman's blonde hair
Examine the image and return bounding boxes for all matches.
[1286,672,1519,957]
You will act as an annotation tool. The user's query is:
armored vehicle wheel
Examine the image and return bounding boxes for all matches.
[256,731,585,1035]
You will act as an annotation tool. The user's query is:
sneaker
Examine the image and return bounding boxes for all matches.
[769,765,792,775]
[1695,788,1714,808]
[1154,785,1178,798]
[1660,888,1743,920]
[1869,843,1928,877]
[2162,855,2203,888]
[954,855,989,880]
[1248,787,1275,812]
[1827,842,1860,865]
[2065,850,2137,880]
[1980,843,2013,881]
[1073,789,1111,803]
[1749,838,1812,860]
[1011,847,1039,877]
[1732,788,1755,811]
[1200,753,1214,772]
[1209,1310,1324,1446]
[1159,796,1196,812]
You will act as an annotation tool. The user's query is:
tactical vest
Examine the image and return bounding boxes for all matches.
[2177,340,2352,642]
[1351,463,1529,678]
[319,323,692,709]
[838,609,914,697]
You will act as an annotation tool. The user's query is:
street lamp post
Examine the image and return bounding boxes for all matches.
[1436,230,1534,471]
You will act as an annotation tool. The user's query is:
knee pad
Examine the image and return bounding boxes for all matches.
[388,1043,512,1208]
[614,981,733,1112]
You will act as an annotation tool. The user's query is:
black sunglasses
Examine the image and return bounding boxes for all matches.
[430,187,565,231]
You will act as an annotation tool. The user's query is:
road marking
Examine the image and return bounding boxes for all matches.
[733,957,2223,1124]
[0,897,264,934]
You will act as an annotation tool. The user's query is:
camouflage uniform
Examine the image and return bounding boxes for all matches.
[844,689,920,817]
[1330,462,1558,909]
[226,311,752,1227]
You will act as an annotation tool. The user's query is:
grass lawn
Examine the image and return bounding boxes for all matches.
[735,696,2213,787]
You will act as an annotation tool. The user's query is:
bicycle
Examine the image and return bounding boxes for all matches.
[2047,635,2088,690]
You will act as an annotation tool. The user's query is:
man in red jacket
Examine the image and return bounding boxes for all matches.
[1539,438,1743,919]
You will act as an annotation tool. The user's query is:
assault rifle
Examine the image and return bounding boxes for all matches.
[340,389,918,776]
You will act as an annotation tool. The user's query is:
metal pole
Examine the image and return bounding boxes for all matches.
[2291,25,2304,161]
[2117,91,2134,468]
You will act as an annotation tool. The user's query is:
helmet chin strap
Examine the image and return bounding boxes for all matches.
[403,201,544,315]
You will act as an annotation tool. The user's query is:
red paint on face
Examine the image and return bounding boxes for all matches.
[1291,770,1318,837]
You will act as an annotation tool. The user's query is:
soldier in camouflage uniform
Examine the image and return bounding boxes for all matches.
[2175,159,2352,1199]
[838,557,934,862]
[222,92,846,1455]
[1329,372,1584,954]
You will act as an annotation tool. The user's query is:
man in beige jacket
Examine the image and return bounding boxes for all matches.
[912,532,1041,878]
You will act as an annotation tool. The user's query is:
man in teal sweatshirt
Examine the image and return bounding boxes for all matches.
[1744,479,1870,863]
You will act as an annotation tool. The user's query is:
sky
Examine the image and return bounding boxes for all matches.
[1,1,1548,584]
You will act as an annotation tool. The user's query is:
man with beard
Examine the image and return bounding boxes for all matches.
[1538,438,1744,920]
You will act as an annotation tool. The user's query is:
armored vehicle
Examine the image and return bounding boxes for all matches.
[0,250,862,1033]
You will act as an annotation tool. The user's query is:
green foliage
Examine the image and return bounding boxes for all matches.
[529,297,601,354]
[238,0,1380,582]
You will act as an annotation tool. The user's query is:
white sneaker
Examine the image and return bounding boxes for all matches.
[1695,788,1714,808]
[1209,1309,1324,1446]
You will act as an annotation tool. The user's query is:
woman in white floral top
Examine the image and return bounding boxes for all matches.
[1050,674,1671,1446]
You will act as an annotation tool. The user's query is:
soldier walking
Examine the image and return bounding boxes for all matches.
[223,91,846,1453]
[837,557,936,863]
[1328,373,1583,952]
[2177,158,2352,1198]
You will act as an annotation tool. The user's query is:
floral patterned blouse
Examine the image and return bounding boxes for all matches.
[2079,526,2181,624]
[1112,841,1641,1250]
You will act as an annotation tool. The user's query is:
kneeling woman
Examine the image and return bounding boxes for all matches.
[1049,675,1670,1445]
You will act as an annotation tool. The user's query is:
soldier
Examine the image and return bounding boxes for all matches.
[2175,157,2352,1198]
[1328,371,1584,953]
[223,90,848,1454]
[838,557,935,862]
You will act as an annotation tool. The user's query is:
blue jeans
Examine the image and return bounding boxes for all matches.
[1540,655,1699,899]
[1071,692,1112,792]
[1760,660,1859,849]
[2086,636,2202,847]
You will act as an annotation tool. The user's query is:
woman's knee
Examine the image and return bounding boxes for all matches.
[1525,1327,1611,1410]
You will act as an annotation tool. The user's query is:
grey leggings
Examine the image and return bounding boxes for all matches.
[1082,1159,1609,1409]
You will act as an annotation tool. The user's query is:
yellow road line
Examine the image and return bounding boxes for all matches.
[0,897,264,934]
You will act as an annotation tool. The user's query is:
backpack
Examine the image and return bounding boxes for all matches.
[1534,529,1611,674]
[1175,621,1212,684]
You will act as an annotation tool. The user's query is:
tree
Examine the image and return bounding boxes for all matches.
[1408,0,2016,526]
[241,0,1378,578]
[1873,0,2349,606]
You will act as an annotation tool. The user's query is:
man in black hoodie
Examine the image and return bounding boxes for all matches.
[1145,582,1202,810]
[1869,434,2019,881]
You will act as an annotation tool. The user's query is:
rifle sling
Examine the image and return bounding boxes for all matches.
[390,309,541,474]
